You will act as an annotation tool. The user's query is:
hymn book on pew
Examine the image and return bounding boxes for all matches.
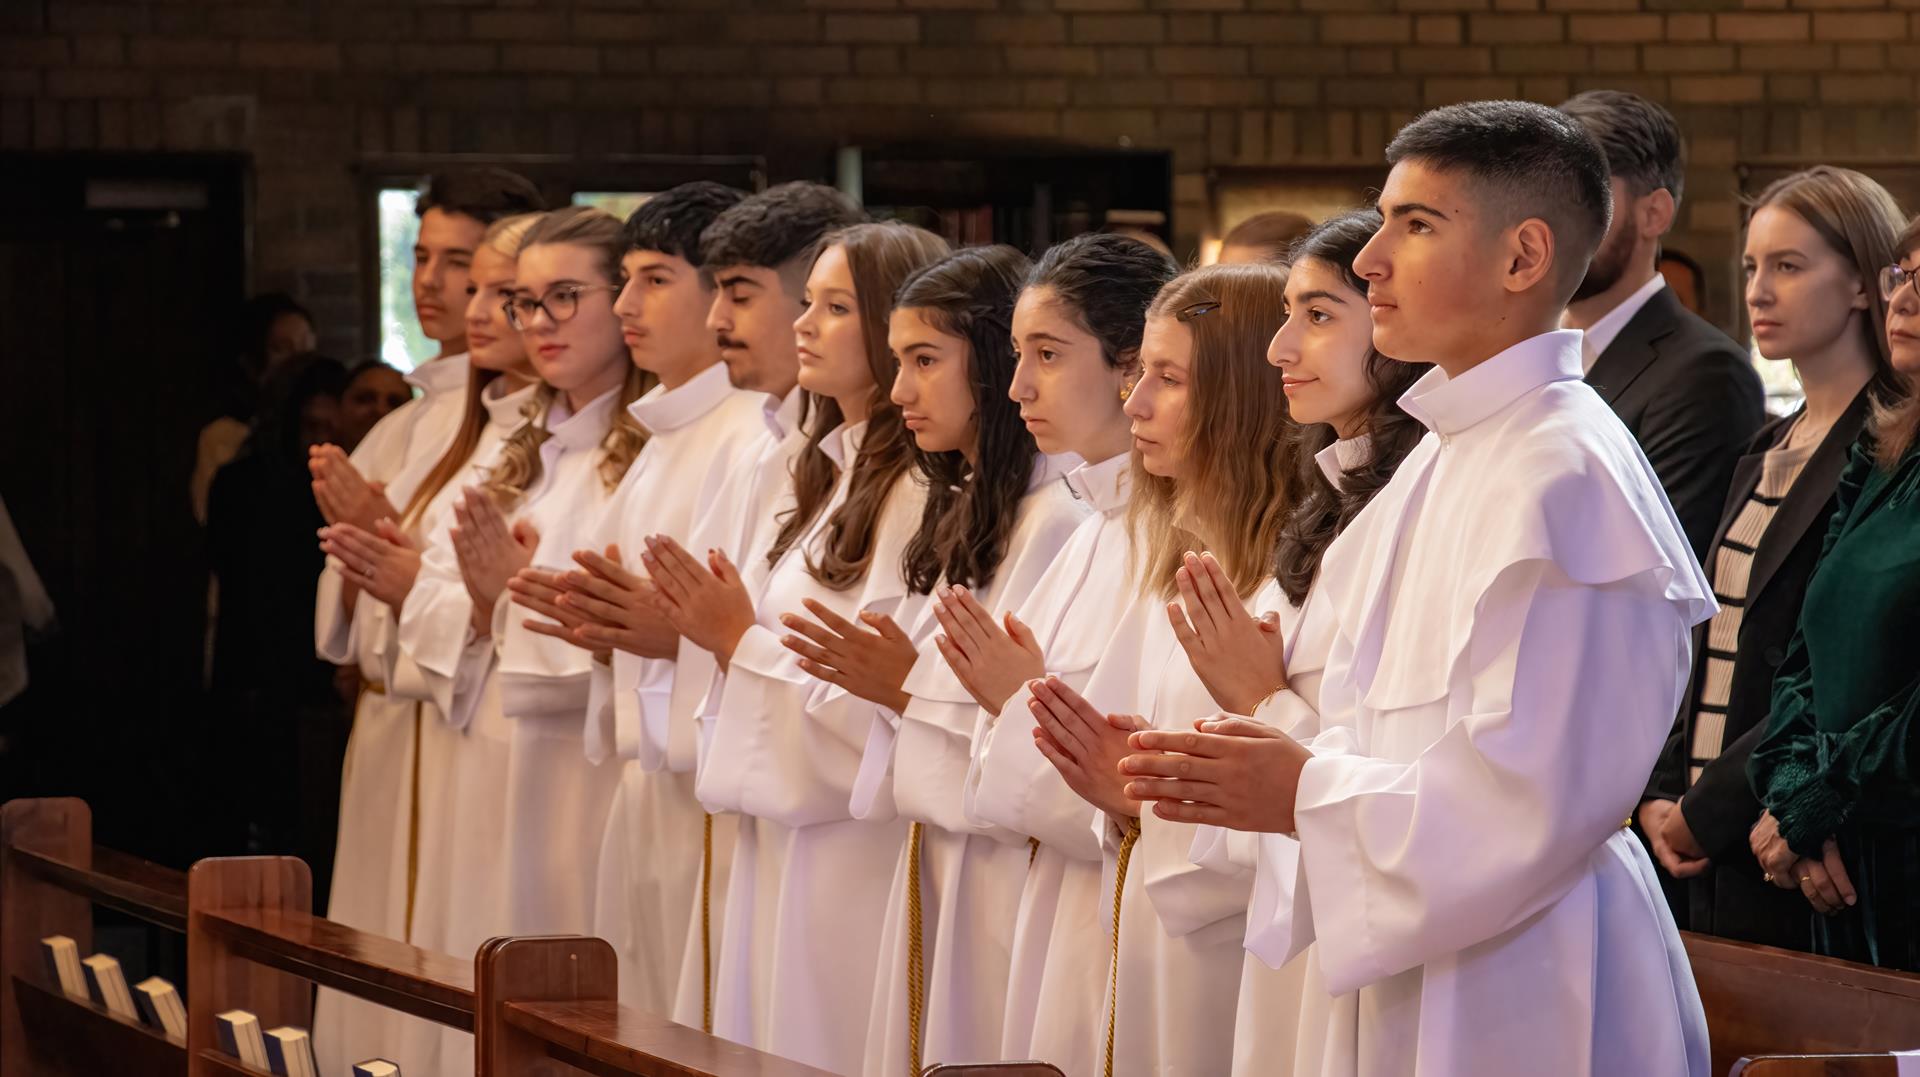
[38,936,85,1000]
[79,952,138,1021]
[133,976,187,1042]
[216,1009,270,1068]
[263,1026,319,1077]
[352,1061,402,1077]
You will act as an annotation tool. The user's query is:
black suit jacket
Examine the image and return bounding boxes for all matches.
[1586,286,1767,562]
[1643,388,1872,947]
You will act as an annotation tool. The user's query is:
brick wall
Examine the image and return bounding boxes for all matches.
[7,0,1920,352]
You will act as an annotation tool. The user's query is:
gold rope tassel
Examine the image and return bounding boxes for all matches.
[702,812,715,1035]
[905,822,927,1077]
[404,701,423,941]
[1104,818,1142,1077]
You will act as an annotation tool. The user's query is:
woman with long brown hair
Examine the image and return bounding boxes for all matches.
[640,220,949,1074]
[1027,260,1298,1077]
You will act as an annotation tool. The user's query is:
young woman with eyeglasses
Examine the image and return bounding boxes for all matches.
[394,204,649,1074]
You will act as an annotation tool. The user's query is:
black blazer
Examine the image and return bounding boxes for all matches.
[1586,286,1767,563]
[1644,387,1873,946]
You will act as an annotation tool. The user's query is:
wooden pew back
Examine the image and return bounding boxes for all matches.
[1730,1055,1902,1076]
[1686,932,1920,1077]
[476,936,841,1077]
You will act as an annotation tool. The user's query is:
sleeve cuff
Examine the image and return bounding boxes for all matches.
[1776,776,1849,860]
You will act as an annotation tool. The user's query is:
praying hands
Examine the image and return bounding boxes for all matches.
[1123,716,1311,832]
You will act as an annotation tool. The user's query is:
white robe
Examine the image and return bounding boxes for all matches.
[1185,438,1360,1077]
[661,388,808,1032]
[1077,592,1250,1077]
[399,387,627,1076]
[695,420,930,1075]
[310,354,469,1077]
[848,454,1087,1077]
[579,364,770,1019]
[1248,331,1714,1077]
[362,378,536,1077]
[960,452,1133,1077]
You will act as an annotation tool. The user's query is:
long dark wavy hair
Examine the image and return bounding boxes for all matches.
[1271,209,1432,605]
[764,221,952,588]
[893,245,1038,594]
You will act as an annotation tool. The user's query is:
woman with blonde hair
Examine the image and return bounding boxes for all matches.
[1640,166,1904,954]
[1749,205,1920,972]
[395,204,648,1072]
[311,208,544,1076]
[1028,260,1298,1077]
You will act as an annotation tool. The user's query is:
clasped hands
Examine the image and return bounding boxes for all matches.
[1749,809,1855,915]
[312,446,421,609]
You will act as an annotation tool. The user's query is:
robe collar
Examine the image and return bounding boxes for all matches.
[627,362,735,436]
[543,386,620,453]
[1398,330,1584,438]
[763,386,804,441]
[481,378,539,432]
[1029,451,1083,493]
[1315,434,1372,491]
[407,352,469,398]
[1064,451,1132,513]
[820,418,872,471]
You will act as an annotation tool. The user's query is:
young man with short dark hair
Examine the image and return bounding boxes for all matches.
[1127,101,1714,1076]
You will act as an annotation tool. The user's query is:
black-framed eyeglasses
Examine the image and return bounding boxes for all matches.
[1879,264,1919,303]
[1175,300,1221,323]
[505,283,622,330]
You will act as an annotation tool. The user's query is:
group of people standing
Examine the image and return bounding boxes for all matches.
[296,89,1919,1077]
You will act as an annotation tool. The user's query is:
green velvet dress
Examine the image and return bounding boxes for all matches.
[1749,436,1920,971]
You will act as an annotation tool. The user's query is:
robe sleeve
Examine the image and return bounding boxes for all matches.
[394,527,490,730]
[963,680,1106,860]
[1291,562,1689,996]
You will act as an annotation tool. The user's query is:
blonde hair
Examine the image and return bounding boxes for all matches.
[482,206,653,506]
[1129,263,1299,600]
[400,212,548,531]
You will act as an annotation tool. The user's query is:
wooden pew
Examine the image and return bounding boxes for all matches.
[1686,932,1920,1077]
[1,796,190,1077]
[476,936,845,1077]
[1729,1056,1902,1076]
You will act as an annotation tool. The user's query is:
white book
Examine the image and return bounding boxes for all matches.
[38,936,86,1000]
[262,1026,318,1077]
[215,1009,269,1069]
[352,1062,401,1077]
[79,953,138,1021]
[132,977,187,1042]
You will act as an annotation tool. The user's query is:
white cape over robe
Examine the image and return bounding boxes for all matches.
[960,451,1133,1077]
[695,420,929,1075]
[310,354,468,1077]
[580,364,769,1018]
[848,454,1086,1077]
[1248,331,1714,1077]
[399,387,626,1076]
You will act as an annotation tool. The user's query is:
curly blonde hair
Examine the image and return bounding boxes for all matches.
[482,206,653,507]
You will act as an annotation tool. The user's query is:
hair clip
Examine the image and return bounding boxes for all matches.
[1175,299,1220,323]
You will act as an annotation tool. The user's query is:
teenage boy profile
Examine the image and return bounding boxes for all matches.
[1123,101,1715,1077]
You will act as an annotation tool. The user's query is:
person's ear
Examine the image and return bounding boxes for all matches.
[1640,188,1677,240]
[1503,219,1556,295]
[1848,271,1872,313]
